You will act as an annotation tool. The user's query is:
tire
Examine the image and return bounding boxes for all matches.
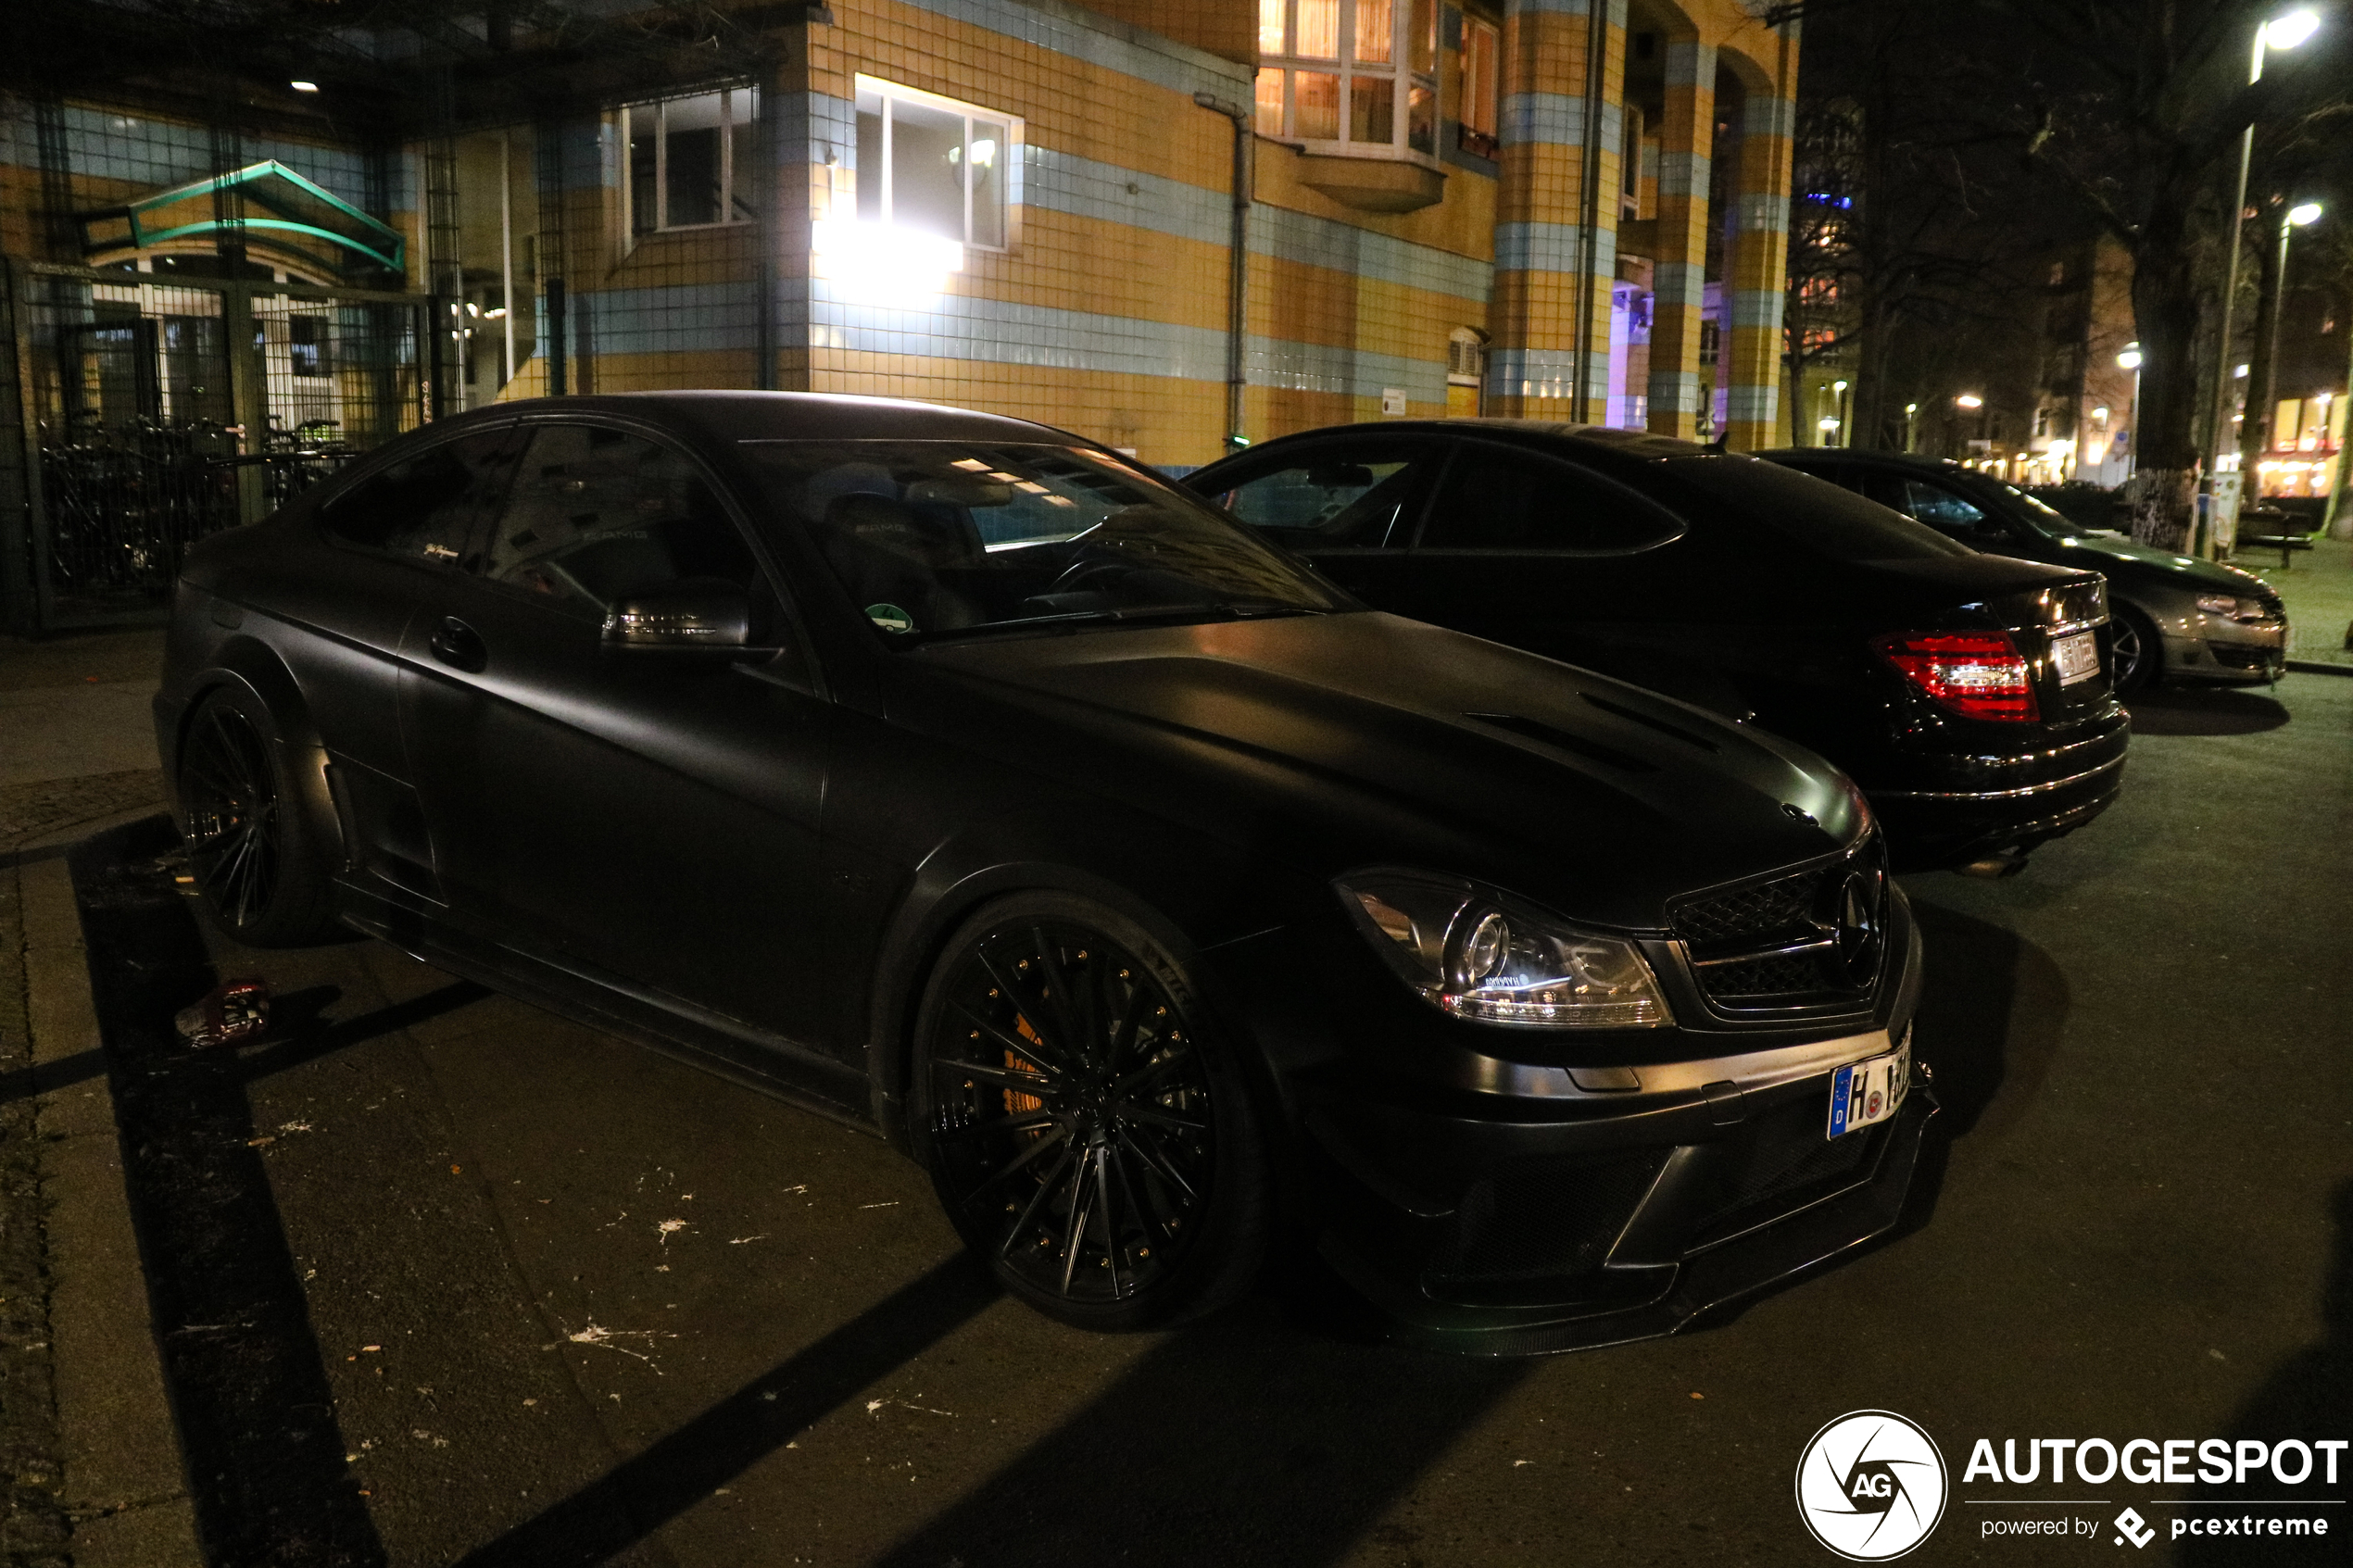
[909,892,1271,1332]
[175,684,342,947]
[2110,606,2161,696]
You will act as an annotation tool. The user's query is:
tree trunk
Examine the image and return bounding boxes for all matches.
[2123,186,2208,551]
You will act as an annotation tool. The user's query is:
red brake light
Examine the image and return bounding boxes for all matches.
[1873,631,2040,722]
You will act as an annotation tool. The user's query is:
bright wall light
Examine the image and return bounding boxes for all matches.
[2288,201,2324,227]
[812,220,964,307]
[1956,394,1984,408]
[2117,345,2143,370]
[2264,9,2322,50]
[290,81,321,93]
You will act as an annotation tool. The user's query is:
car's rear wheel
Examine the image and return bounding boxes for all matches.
[910,893,1269,1331]
[2110,606,2160,696]
[176,685,340,947]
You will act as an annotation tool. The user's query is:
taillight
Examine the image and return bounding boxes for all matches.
[1872,631,2040,721]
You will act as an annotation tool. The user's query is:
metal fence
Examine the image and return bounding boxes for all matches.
[6,263,432,629]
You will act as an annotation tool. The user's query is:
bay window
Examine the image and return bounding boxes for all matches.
[1256,0,1440,159]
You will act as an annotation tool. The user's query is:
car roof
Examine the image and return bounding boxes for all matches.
[1243,419,1720,464]
[438,391,1089,448]
[1756,446,1978,476]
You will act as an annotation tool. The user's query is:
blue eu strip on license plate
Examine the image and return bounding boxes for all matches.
[1827,1037,1909,1139]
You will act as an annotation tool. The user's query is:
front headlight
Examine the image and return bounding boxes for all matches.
[2195,593,2272,622]
[1336,872,1672,1029]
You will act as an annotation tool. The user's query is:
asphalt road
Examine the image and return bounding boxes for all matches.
[72,671,2353,1568]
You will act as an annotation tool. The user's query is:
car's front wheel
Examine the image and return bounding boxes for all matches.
[176,684,341,947]
[2111,606,2160,696]
[910,893,1270,1331]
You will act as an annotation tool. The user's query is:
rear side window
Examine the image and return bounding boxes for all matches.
[1209,438,1445,549]
[1417,443,1685,552]
[1664,455,1970,561]
[319,427,522,562]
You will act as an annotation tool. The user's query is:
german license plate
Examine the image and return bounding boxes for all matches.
[2054,630,2100,686]
[1828,1036,1910,1139]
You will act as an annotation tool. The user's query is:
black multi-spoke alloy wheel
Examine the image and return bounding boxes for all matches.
[912,894,1269,1331]
[2111,606,2160,696]
[175,686,339,947]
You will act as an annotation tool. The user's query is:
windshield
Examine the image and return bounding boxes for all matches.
[740,440,1346,641]
[1664,455,1972,562]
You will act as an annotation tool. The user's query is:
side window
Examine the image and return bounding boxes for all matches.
[319,427,522,563]
[482,424,767,618]
[1419,445,1685,552]
[1213,441,1444,549]
[1869,474,2001,544]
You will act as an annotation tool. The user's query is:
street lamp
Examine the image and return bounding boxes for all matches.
[1956,394,1983,408]
[1904,401,1919,451]
[2205,7,2322,547]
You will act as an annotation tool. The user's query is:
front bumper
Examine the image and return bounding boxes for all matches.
[1235,895,1931,1355]
[2163,615,2285,684]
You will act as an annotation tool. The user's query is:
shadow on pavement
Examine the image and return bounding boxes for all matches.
[2125,688,2291,736]
[72,815,389,1568]
[2179,1178,2353,1565]
[235,978,488,1083]
[869,1298,1524,1568]
[454,1256,1002,1568]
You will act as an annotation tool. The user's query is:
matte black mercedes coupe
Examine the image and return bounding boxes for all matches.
[158,393,1931,1352]
[1186,420,2129,873]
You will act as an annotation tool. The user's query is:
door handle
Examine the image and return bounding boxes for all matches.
[427,617,488,673]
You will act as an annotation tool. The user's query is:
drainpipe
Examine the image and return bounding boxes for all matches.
[1193,93,1252,452]
[1572,0,1608,425]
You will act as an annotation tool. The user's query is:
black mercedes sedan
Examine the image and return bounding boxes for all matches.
[157,392,1931,1353]
[1185,420,2128,873]
[1761,447,2286,694]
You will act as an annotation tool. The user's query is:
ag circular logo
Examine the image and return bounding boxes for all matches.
[1795,1410,1948,1561]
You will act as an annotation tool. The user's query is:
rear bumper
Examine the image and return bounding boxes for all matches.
[1861,710,2129,866]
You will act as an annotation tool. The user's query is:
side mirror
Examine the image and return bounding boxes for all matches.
[601,577,752,653]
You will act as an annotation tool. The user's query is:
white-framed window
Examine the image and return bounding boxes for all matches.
[623,86,761,235]
[1255,0,1440,160]
[854,76,1018,251]
[1458,11,1500,159]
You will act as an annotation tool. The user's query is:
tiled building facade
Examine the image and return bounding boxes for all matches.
[0,0,1798,632]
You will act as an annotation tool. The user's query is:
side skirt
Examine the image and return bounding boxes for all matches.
[335,884,882,1139]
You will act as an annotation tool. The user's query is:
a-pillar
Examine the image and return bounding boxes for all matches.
[1487,0,1628,420]
[1722,77,1794,450]
[1644,34,1714,439]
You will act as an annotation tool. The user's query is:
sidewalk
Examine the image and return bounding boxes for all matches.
[2241,534,2353,671]
[1,628,198,1566]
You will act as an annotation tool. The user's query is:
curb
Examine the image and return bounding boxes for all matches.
[2284,659,2353,679]
[17,850,203,1565]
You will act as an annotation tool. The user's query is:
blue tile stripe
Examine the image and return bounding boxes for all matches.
[884,0,1251,99]
[805,284,1449,403]
[803,94,1489,307]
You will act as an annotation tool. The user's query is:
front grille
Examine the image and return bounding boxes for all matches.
[1669,837,1887,1014]
[1428,1148,1667,1288]
[1685,1093,1887,1248]
[2210,644,2277,671]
